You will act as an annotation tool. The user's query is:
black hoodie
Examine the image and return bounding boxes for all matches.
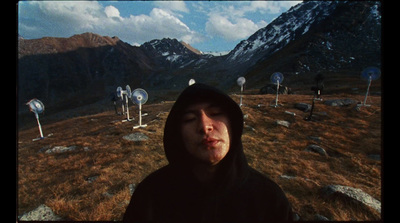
[123,83,293,222]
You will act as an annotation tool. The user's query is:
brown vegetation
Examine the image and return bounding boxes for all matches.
[17,93,381,221]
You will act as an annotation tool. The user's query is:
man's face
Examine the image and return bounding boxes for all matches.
[180,102,231,166]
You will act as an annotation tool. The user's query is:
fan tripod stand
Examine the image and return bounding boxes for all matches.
[305,91,322,121]
[133,102,147,129]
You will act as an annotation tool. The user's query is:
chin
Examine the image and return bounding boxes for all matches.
[203,154,225,165]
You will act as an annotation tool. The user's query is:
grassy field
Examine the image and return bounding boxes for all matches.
[17,92,381,221]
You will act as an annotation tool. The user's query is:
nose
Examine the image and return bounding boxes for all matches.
[198,112,213,134]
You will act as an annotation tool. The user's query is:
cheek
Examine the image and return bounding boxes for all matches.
[180,124,196,145]
[218,119,232,142]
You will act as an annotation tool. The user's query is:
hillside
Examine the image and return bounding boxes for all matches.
[18,32,155,127]
[17,91,381,221]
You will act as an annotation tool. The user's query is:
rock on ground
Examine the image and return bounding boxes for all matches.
[321,185,381,213]
[45,146,77,154]
[294,103,312,112]
[305,144,328,156]
[314,214,329,221]
[123,132,149,142]
[324,99,357,107]
[19,204,63,221]
[276,120,290,128]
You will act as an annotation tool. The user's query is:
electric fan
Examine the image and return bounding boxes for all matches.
[270,72,284,107]
[131,88,149,129]
[26,99,45,141]
[237,77,246,107]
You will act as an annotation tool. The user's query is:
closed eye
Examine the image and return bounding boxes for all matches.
[182,113,197,123]
[207,107,225,117]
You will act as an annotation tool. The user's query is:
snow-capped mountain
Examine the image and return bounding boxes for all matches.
[186,0,381,89]
[240,0,381,88]
[140,38,212,70]
[226,1,338,64]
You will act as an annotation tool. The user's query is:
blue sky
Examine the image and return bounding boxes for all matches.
[18,1,301,54]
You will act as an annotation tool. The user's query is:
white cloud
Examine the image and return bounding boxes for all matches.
[120,8,203,44]
[153,1,189,13]
[33,1,103,30]
[19,1,202,45]
[204,1,301,41]
[104,5,121,19]
[18,1,301,48]
[205,14,267,41]
[241,1,302,15]
[245,1,296,14]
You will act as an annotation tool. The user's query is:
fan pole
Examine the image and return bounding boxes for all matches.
[275,80,279,107]
[125,96,130,120]
[362,77,372,106]
[35,112,44,139]
[138,102,142,126]
[239,85,243,107]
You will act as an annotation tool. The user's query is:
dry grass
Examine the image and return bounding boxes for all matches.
[17,93,381,221]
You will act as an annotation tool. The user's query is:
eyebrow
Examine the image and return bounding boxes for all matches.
[182,104,221,115]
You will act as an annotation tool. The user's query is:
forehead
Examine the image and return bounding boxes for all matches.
[183,102,222,113]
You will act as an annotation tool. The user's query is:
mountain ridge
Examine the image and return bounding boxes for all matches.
[18,32,122,57]
[18,1,381,123]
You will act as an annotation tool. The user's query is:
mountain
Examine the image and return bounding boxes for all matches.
[17,33,208,127]
[136,38,214,89]
[180,41,203,55]
[135,1,380,91]
[18,32,155,116]
[186,1,381,90]
[226,1,338,65]
[18,1,381,124]
[242,1,381,88]
[139,38,211,70]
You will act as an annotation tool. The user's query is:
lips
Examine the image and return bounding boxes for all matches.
[201,137,220,147]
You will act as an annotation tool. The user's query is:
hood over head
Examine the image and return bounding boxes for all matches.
[163,83,249,189]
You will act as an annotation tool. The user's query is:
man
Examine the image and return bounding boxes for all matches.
[123,83,294,222]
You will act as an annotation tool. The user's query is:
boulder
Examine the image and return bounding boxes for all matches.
[305,144,328,156]
[85,175,99,183]
[314,214,329,221]
[276,120,290,128]
[45,146,77,154]
[129,184,136,195]
[324,99,357,107]
[284,111,296,116]
[19,204,63,221]
[321,185,381,213]
[280,175,296,180]
[123,133,149,142]
[294,103,312,112]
